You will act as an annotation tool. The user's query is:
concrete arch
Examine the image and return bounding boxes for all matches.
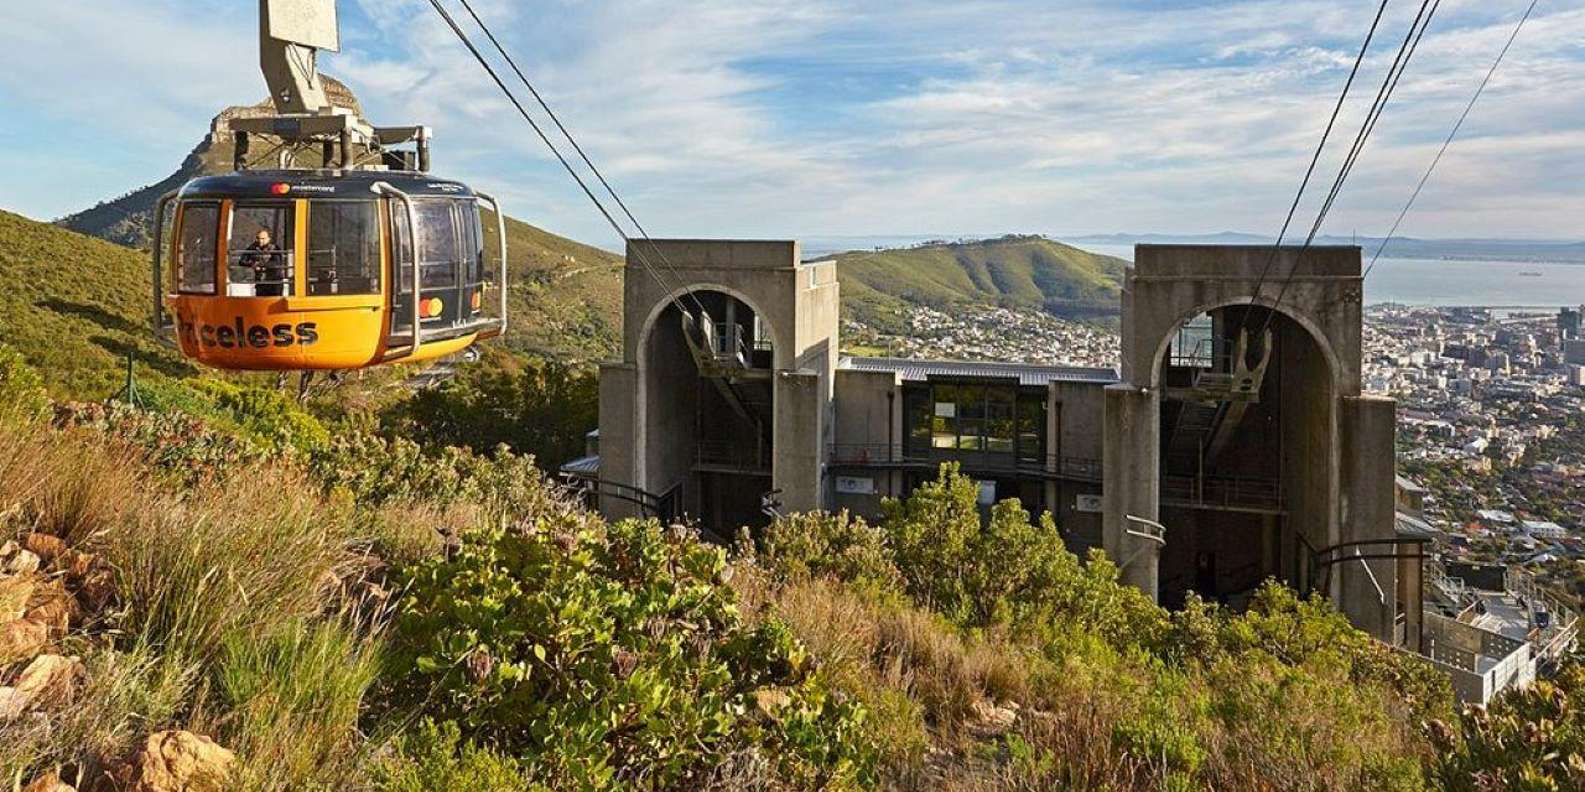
[1145,298,1344,391]
[635,281,789,372]
[633,282,785,496]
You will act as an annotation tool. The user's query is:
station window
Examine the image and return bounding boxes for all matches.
[177,204,219,294]
[228,203,295,297]
[308,202,381,295]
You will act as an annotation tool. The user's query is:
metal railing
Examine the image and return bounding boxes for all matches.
[1120,514,1167,573]
[696,440,771,473]
[826,443,1102,482]
[1160,474,1282,511]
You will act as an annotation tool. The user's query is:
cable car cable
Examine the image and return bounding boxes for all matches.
[423,0,699,320]
[1305,0,1441,243]
[1364,0,1540,281]
[1254,0,1440,342]
[453,0,707,319]
[1243,0,1393,318]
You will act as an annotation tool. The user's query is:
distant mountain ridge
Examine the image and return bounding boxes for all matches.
[1062,232,1585,264]
[833,234,1126,332]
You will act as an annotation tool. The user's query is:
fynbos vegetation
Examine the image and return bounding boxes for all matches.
[0,346,1575,790]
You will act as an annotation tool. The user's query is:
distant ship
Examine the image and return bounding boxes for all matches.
[1519,271,1544,277]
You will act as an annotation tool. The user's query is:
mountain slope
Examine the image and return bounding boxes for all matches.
[834,235,1126,331]
[0,209,196,399]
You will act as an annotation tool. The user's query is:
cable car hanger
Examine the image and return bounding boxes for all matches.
[149,0,508,376]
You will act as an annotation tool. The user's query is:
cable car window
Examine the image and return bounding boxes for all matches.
[416,201,459,289]
[459,206,481,286]
[177,204,220,295]
[228,203,294,297]
[393,202,413,294]
[308,202,381,296]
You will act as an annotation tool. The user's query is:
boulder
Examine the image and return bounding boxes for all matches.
[0,618,48,665]
[22,533,68,565]
[127,731,236,792]
[9,654,86,713]
[20,770,75,792]
[0,574,37,621]
[6,549,41,575]
[25,581,77,636]
[968,699,1018,737]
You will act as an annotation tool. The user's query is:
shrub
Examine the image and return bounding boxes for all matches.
[1433,660,1585,790]
[391,515,872,789]
[0,344,49,422]
[747,510,902,594]
[382,360,598,470]
[371,720,534,792]
[208,619,385,791]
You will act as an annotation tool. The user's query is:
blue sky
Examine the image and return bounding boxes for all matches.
[1,0,1582,249]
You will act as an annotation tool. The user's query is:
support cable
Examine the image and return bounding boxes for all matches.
[454,0,706,317]
[424,0,701,320]
[1243,0,1394,318]
[1255,0,1440,342]
[1364,0,1541,280]
[1306,0,1442,243]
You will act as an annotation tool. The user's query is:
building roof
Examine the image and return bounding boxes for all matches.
[559,455,600,477]
[838,356,1119,386]
[1397,511,1440,538]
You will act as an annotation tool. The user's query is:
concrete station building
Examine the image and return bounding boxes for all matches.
[571,239,1421,646]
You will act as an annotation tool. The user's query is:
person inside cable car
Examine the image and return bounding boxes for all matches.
[241,229,286,297]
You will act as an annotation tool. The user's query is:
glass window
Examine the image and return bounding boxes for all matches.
[958,420,985,451]
[986,392,1015,454]
[932,384,959,449]
[903,386,931,457]
[461,205,485,286]
[1017,392,1046,463]
[228,203,294,297]
[177,204,219,294]
[308,202,381,296]
[417,201,459,288]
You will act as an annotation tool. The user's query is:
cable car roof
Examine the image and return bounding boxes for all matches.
[178,169,479,201]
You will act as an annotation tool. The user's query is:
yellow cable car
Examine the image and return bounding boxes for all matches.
[149,0,508,372]
[152,170,506,370]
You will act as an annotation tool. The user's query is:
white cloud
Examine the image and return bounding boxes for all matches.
[0,0,1581,243]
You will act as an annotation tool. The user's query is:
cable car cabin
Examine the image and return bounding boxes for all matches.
[152,170,507,371]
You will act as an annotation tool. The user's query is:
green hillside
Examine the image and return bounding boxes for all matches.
[834,234,1127,331]
[0,209,196,399]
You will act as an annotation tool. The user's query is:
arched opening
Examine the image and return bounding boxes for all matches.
[640,289,777,536]
[1154,303,1337,610]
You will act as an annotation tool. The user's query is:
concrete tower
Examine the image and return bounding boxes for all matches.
[597,240,839,531]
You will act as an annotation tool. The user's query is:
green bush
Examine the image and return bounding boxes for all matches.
[382,360,598,470]
[746,510,902,595]
[1434,660,1585,790]
[0,344,50,422]
[372,720,535,792]
[391,515,873,790]
[213,619,384,790]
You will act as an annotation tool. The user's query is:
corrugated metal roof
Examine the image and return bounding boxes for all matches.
[559,455,600,477]
[838,356,1118,386]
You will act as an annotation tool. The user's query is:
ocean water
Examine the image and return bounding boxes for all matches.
[1077,244,1585,308]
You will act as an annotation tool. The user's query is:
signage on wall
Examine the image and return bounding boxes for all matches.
[835,476,876,495]
[1075,494,1103,513]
